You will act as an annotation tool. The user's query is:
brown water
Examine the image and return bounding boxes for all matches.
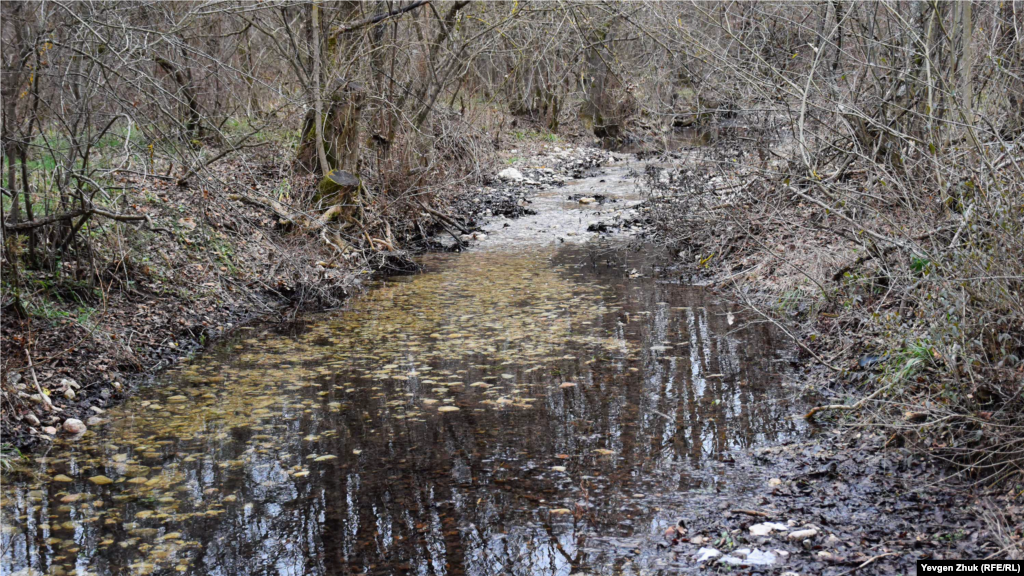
[0,243,805,576]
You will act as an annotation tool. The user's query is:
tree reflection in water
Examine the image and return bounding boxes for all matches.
[1,244,804,576]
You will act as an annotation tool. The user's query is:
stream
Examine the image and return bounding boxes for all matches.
[1,162,808,576]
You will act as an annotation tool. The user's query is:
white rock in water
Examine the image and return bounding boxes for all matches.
[63,418,86,435]
[578,197,596,204]
[788,528,819,541]
[719,548,777,566]
[693,548,721,563]
[497,167,524,181]
[749,522,789,537]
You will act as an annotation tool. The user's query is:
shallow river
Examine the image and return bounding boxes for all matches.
[2,168,806,576]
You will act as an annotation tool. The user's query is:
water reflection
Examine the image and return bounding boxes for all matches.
[1,244,803,576]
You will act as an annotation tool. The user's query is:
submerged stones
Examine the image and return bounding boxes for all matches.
[1,232,798,575]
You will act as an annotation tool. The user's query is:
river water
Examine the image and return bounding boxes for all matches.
[1,165,806,576]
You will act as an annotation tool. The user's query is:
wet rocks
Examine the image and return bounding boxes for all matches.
[62,418,86,435]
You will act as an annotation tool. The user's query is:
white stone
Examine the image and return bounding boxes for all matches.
[749,522,789,537]
[62,418,86,435]
[693,548,721,563]
[788,528,819,541]
[719,548,777,566]
[498,167,524,181]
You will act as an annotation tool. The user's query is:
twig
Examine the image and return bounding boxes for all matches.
[24,349,54,412]
[416,199,469,234]
[803,380,900,421]
[731,509,772,518]
[738,292,843,373]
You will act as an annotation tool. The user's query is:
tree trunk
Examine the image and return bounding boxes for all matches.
[311,1,330,175]
[155,56,202,141]
[296,80,365,175]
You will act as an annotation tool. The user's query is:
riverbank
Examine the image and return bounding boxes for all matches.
[628,136,1024,564]
[1,143,506,451]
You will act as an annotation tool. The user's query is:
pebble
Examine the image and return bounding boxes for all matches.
[64,388,76,400]
[788,527,819,541]
[768,477,783,486]
[86,416,105,426]
[42,426,57,435]
[24,413,40,427]
[749,522,789,537]
[60,378,80,390]
[497,167,524,181]
[62,418,87,435]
